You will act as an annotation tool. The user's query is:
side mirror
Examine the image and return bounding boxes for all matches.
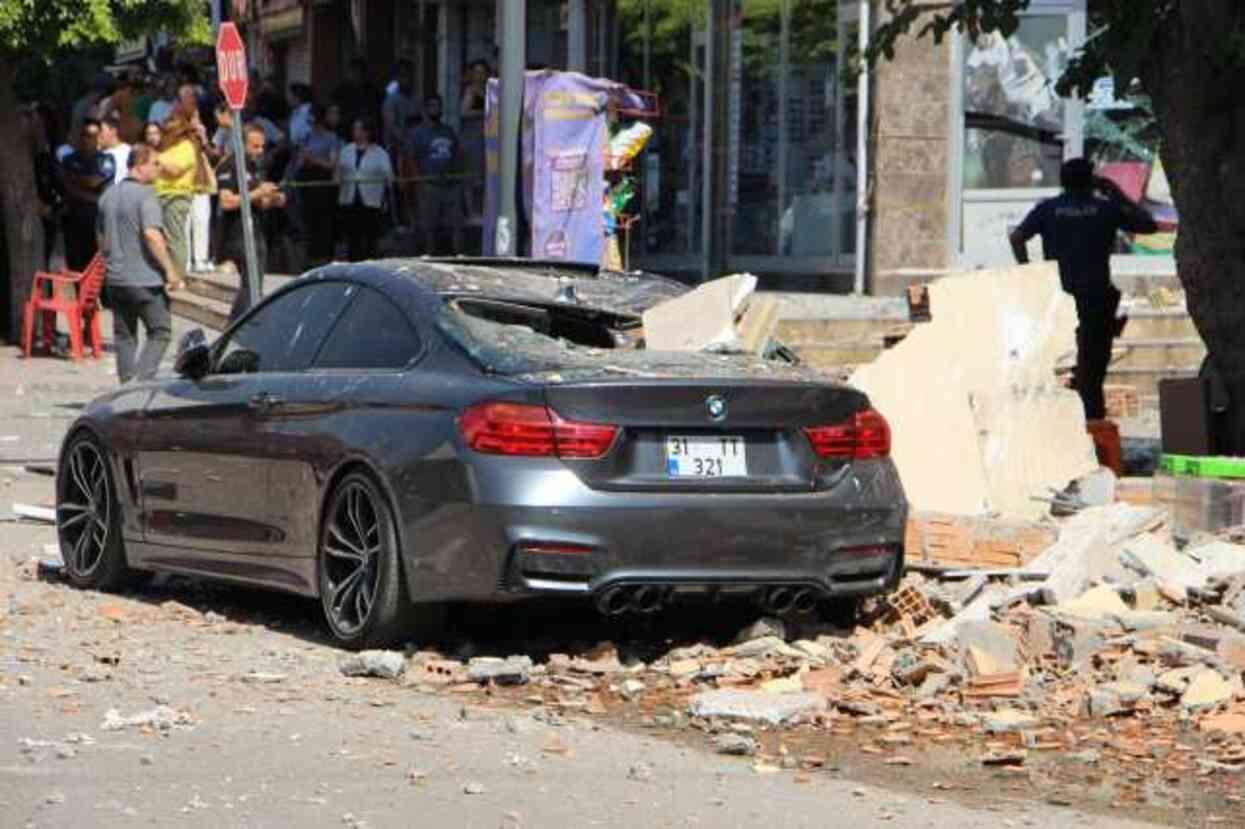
[174,328,212,379]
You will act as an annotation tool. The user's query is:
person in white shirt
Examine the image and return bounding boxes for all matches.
[337,119,393,261]
[98,114,131,186]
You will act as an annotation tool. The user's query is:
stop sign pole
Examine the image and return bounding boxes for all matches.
[215,22,261,312]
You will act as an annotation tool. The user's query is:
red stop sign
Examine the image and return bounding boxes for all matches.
[216,23,248,110]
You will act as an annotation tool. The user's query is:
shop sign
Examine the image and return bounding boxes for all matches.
[260,6,305,40]
[115,35,148,62]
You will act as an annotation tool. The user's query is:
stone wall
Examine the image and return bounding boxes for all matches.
[867,3,953,296]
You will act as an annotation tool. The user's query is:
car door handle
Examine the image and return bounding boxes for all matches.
[248,392,284,412]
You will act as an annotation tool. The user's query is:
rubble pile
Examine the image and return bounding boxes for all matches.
[349,502,1245,781]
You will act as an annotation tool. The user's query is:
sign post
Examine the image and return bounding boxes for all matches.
[215,23,261,312]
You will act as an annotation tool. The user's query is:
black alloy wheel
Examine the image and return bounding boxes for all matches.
[318,472,411,648]
[57,433,136,590]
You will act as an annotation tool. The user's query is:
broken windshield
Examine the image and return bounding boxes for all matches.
[437,296,818,383]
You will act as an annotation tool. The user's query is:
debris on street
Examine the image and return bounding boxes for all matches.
[379,494,1245,791]
[339,650,407,680]
[100,706,195,733]
[10,502,56,523]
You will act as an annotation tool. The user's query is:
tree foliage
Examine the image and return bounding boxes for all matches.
[0,0,210,61]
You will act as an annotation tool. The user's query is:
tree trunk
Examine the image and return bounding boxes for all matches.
[0,64,44,344]
[1145,5,1245,451]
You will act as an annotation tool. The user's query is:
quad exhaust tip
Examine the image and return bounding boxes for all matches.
[596,585,632,616]
[760,586,819,617]
[594,585,670,616]
[596,584,819,617]
[629,585,666,614]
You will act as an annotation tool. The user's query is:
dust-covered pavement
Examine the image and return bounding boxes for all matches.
[0,339,1201,829]
[1,552,1164,829]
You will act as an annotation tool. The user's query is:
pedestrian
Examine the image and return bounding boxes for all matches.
[288,83,314,148]
[143,121,162,150]
[381,59,417,158]
[96,144,183,383]
[1010,158,1159,421]
[188,109,216,274]
[70,73,112,142]
[153,85,212,282]
[382,61,417,233]
[459,59,489,218]
[146,76,177,125]
[211,99,235,158]
[408,94,464,255]
[218,123,286,322]
[59,118,116,271]
[337,119,393,262]
[102,73,143,144]
[296,103,342,266]
[99,114,131,186]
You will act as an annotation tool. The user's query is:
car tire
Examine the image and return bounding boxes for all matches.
[56,432,139,592]
[318,471,422,649]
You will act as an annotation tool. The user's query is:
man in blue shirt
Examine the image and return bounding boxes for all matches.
[408,94,463,254]
[60,118,117,271]
[1010,158,1158,420]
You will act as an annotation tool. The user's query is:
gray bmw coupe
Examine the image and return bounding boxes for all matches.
[56,259,907,647]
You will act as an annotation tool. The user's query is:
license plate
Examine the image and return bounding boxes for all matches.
[665,435,747,478]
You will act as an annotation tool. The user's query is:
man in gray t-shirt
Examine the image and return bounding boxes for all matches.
[97,144,183,383]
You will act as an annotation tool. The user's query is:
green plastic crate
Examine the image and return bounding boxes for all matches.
[1159,454,1245,479]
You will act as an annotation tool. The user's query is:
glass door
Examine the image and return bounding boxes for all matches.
[616,0,711,281]
[723,0,859,280]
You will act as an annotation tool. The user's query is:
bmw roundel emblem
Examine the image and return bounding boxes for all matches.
[706,395,727,421]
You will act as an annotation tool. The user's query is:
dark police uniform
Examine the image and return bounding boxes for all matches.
[1015,192,1154,420]
[216,153,271,322]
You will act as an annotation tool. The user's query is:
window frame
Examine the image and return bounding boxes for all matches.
[209,279,360,376]
[306,284,427,374]
[947,1,1088,269]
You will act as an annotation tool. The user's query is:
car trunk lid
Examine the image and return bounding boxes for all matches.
[542,378,871,493]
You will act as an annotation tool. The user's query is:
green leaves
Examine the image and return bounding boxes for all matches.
[0,0,208,59]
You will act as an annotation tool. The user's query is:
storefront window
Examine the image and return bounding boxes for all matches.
[962,16,1072,189]
[616,0,708,259]
[732,0,844,259]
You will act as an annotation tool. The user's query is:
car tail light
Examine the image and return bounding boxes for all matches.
[803,409,891,460]
[459,402,618,459]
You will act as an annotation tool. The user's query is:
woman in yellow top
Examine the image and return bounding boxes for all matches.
[154,85,213,280]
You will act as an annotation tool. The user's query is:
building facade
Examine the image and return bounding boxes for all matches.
[240,0,1173,294]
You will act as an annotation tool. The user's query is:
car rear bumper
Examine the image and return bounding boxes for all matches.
[399,459,907,604]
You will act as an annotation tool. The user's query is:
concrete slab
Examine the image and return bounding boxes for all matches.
[687,690,827,725]
[850,264,1097,519]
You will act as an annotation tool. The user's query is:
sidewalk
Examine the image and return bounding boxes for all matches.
[1,307,199,466]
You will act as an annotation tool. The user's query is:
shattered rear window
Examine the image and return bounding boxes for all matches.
[437,296,822,383]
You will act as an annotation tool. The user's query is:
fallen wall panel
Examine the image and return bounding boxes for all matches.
[851,264,1098,520]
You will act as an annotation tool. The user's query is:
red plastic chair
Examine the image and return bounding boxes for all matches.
[21,254,106,361]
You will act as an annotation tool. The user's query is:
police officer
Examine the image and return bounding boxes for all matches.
[1010,158,1158,420]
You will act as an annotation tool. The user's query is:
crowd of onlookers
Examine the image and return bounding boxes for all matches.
[24,56,492,286]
